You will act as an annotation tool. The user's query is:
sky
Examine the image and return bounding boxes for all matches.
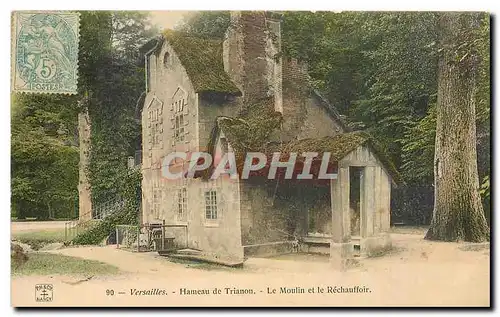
[149,11,192,31]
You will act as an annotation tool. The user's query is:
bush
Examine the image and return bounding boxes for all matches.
[13,229,70,250]
[72,212,127,245]
[72,170,141,245]
[11,243,28,268]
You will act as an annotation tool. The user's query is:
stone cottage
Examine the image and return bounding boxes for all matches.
[139,11,400,267]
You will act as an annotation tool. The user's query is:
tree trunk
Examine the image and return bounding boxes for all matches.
[425,12,489,242]
[78,92,93,222]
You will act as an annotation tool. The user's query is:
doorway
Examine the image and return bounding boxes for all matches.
[349,167,363,237]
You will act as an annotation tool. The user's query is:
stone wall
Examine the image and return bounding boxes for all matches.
[198,97,240,151]
[223,11,281,108]
[141,37,246,262]
[239,180,290,246]
[141,39,197,225]
[223,12,343,143]
[181,134,243,262]
[239,180,331,253]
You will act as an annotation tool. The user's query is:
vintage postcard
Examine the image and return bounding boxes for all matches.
[10,10,491,307]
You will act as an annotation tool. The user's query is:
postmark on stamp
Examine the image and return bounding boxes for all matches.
[11,11,80,94]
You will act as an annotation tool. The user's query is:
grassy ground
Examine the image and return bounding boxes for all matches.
[12,228,78,250]
[11,253,120,276]
[13,229,69,242]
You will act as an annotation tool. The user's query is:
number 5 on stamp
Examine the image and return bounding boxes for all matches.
[11,11,80,94]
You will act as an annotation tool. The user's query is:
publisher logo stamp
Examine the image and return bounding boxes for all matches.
[35,284,53,302]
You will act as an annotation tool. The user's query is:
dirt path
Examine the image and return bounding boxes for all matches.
[11,234,490,307]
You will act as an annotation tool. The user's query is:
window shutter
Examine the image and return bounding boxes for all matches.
[183,99,189,115]
[218,190,224,215]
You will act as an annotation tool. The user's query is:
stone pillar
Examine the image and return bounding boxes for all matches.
[330,167,353,270]
[78,109,92,222]
[382,172,392,233]
[362,167,375,237]
[374,167,381,234]
[360,166,392,256]
[360,166,375,256]
[265,18,283,114]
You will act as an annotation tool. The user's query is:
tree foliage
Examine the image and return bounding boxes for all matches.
[72,169,141,245]
[11,11,152,220]
[11,94,79,219]
[84,11,152,207]
[178,11,230,39]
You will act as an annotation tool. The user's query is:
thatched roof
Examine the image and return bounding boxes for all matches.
[162,30,241,96]
[283,132,371,162]
[216,98,283,153]
[209,113,402,184]
[282,131,402,184]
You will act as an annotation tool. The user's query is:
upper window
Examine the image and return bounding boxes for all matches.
[173,98,187,142]
[174,114,185,142]
[205,190,218,220]
[174,99,185,113]
[163,52,170,68]
[148,99,163,148]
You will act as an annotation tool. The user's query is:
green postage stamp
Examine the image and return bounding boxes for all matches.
[11,11,80,94]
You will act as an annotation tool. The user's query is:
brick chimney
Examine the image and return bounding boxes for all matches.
[223,11,283,112]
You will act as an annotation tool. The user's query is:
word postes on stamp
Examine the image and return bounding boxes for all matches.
[11,11,79,94]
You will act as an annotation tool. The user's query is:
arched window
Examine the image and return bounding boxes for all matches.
[163,52,170,68]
